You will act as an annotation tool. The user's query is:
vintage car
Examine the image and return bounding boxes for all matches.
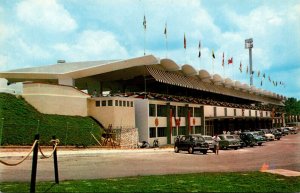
[243,132,266,146]
[202,135,218,152]
[239,133,256,147]
[217,134,240,150]
[258,129,275,141]
[174,134,209,154]
[233,135,245,148]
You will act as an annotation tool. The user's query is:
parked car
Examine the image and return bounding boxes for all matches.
[174,134,209,154]
[243,132,266,146]
[286,127,298,134]
[233,135,245,148]
[239,133,256,147]
[217,134,240,150]
[270,129,282,140]
[202,135,218,153]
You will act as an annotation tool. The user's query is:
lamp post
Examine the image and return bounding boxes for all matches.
[245,38,253,86]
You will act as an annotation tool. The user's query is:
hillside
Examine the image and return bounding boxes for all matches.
[0,93,103,146]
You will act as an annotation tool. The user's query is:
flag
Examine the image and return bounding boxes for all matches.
[268,76,271,82]
[198,40,201,58]
[257,70,260,77]
[184,33,186,49]
[212,49,215,59]
[222,52,224,67]
[164,22,167,37]
[143,15,146,30]
[263,73,265,78]
[261,80,263,86]
[228,57,233,64]
[239,61,242,72]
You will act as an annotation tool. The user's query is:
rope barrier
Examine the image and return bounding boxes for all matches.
[0,140,38,166]
[38,139,60,159]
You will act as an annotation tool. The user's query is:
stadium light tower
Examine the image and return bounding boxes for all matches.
[245,38,253,86]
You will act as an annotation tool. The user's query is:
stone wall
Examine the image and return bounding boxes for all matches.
[117,127,139,149]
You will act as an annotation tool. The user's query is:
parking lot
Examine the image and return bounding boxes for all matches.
[0,133,299,182]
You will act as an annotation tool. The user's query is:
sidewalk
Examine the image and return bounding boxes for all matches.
[0,147,174,158]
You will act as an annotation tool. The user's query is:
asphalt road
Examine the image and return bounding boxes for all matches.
[1,134,299,182]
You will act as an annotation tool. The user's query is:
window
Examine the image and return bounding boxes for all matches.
[131,101,133,107]
[95,101,100,107]
[170,106,176,116]
[115,100,118,106]
[178,126,186,135]
[195,126,201,134]
[178,106,185,117]
[214,107,217,116]
[224,108,227,116]
[149,127,156,138]
[255,111,257,117]
[188,107,194,117]
[157,105,167,117]
[234,109,237,116]
[119,100,122,106]
[149,104,156,117]
[249,110,251,116]
[172,127,177,136]
[127,101,130,107]
[194,107,201,117]
[157,127,166,137]
[108,100,113,106]
[101,100,107,106]
[123,101,126,107]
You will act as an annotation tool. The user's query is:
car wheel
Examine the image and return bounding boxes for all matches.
[250,144,254,147]
[202,150,207,154]
[188,146,194,154]
[174,146,179,153]
[258,143,262,146]
[277,138,280,140]
[234,147,238,150]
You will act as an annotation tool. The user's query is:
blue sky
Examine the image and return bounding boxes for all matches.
[0,0,299,99]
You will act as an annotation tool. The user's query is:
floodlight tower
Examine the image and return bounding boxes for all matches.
[245,38,253,86]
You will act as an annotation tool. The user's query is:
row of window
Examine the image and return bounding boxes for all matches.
[95,100,134,107]
[213,107,269,117]
[149,126,202,138]
[149,104,202,117]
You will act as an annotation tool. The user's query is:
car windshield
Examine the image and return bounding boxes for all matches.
[204,136,213,140]
[225,135,234,139]
[252,132,259,136]
[191,136,204,142]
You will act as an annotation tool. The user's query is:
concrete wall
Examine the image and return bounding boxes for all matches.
[134,99,149,142]
[88,97,136,129]
[22,83,89,116]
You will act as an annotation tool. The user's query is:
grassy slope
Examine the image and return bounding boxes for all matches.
[0,93,102,146]
[1,172,299,192]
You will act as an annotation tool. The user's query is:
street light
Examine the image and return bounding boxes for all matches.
[245,38,253,86]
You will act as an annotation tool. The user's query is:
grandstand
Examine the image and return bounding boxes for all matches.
[0,55,285,145]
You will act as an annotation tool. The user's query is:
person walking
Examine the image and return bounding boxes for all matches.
[213,134,219,155]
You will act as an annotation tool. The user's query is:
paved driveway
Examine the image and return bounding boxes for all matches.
[1,134,299,182]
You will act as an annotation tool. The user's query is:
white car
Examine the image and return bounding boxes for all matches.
[264,133,275,141]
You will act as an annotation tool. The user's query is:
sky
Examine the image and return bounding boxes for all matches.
[0,0,299,99]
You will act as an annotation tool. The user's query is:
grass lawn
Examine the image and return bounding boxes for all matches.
[1,172,300,192]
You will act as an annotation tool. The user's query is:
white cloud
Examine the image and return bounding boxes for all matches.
[53,30,128,61]
[16,0,77,32]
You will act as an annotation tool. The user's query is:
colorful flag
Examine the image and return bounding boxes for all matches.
[222,52,224,67]
[228,57,233,65]
[184,33,186,49]
[239,61,242,72]
[212,49,215,59]
[143,15,146,30]
[164,22,167,37]
[198,40,201,58]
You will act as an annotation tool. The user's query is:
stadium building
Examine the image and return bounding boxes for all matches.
[0,55,286,146]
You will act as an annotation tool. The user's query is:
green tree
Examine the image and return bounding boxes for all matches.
[284,97,300,115]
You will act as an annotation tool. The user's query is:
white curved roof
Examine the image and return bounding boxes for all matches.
[224,78,234,88]
[198,70,211,82]
[181,64,197,76]
[241,83,250,92]
[234,81,242,90]
[211,74,223,85]
[160,58,180,71]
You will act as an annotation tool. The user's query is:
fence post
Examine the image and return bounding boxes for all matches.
[30,134,39,193]
[52,136,59,184]
[0,118,4,147]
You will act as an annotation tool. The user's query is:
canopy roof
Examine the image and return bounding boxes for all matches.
[0,55,285,105]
